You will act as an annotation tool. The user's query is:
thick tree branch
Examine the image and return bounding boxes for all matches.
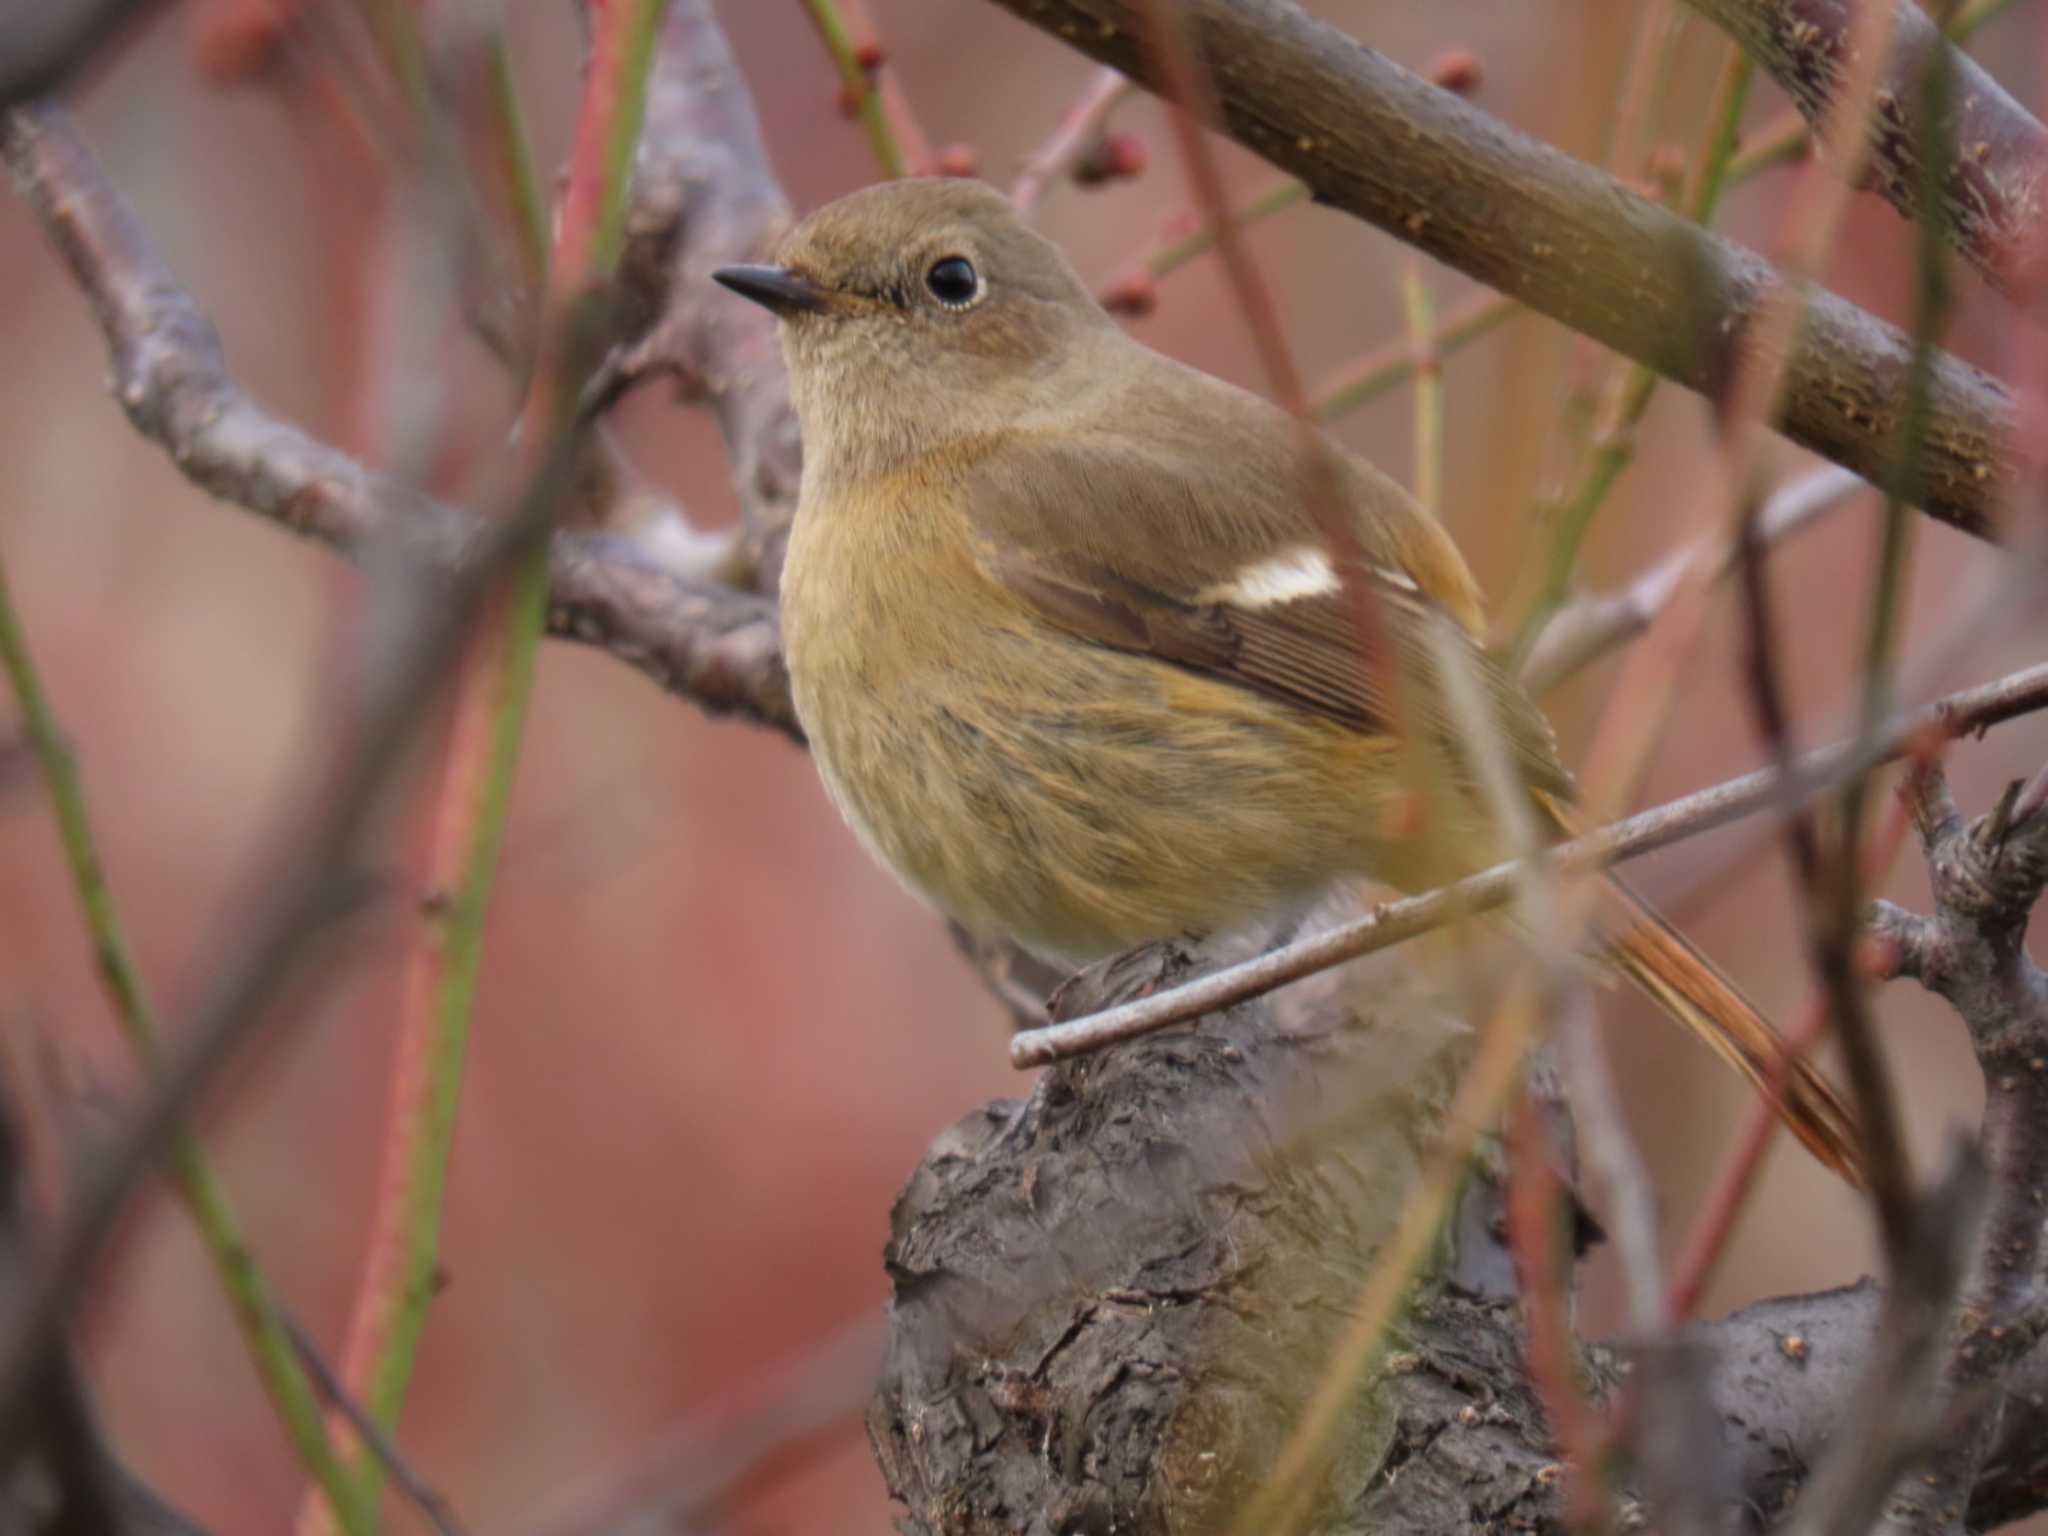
[0,103,798,740]
[1681,0,2048,291]
[980,0,2012,540]
[871,920,2048,1536]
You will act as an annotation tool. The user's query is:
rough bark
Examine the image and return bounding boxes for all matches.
[1680,0,2048,291]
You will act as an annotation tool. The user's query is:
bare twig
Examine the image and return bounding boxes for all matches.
[318,8,674,1524]
[0,281,584,1491]
[1011,659,2048,1067]
[1011,65,1130,215]
[523,1315,884,1536]
[0,490,364,1525]
[601,0,800,576]
[1521,466,1867,693]
[283,1315,467,1536]
[798,0,928,178]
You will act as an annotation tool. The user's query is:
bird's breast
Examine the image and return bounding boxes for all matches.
[779,486,1403,960]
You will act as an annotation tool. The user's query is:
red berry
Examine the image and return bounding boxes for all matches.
[1428,48,1483,97]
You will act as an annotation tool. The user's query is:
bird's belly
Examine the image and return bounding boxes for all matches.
[789,616,1398,962]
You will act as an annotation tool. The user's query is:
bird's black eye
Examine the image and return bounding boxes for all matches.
[924,256,981,309]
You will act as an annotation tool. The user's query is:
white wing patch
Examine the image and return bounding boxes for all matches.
[1199,545,1340,609]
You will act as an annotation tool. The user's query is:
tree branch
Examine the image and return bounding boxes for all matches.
[980,0,2012,540]
[870,917,2048,1535]
[603,0,802,582]
[0,102,799,740]
[1680,0,2048,291]
[0,0,166,107]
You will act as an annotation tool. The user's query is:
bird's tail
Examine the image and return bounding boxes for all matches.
[1591,873,1865,1188]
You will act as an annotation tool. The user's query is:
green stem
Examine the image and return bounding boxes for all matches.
[1149,175,1308,279]
[343,0,672,1511]
[484,28,549,288]
[1311,288,1517,421]
[1507,50,1754,668]
[0,554,372,1535]
[1399,264,1442,516]
[799,0,907,178]
[1951,0,2023,33]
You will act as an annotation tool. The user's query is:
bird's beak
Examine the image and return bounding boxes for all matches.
[712,264,835,317]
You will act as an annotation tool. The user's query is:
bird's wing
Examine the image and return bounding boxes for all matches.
[957,427,1572,799]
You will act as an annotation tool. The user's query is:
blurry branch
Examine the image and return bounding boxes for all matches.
[283,1313,467,1536]
[0,504,367,1525]
[0,1072,208,1536]
[1680,0,2047,291]
[1010,658,2048,1067]
[0,353,560,1515]
[1011,66,1132,216]
[0,103,798,739]
[602,0,802,582]
[1508,43,1756,665]
[0,88,606,1485]
[981,0,2012,541]
[524,1316,885,1536]
[315,4,677,1526]
[0,0,165,106]
[1521,466,1867,692]
[797,0,919,179]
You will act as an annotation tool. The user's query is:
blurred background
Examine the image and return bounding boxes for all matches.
[1,1,2045,1530]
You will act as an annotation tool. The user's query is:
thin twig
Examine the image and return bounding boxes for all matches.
[1504,1094,1611,1534]
[0,328,588,1489]
[284,1315,467,1536]
[1399,264,1441,516]
[798,0,927,178]
[1521,465,1868,694]
[1128,0,1406,800]
[1010,65,1130,215]
[522,1315,885,1536]
[1311,288,1518,421]
[321,5,673,1523]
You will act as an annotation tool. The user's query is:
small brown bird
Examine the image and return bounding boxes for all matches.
[715,178,1860,1184]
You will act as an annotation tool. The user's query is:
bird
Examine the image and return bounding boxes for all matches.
[713,176,1861,1185]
